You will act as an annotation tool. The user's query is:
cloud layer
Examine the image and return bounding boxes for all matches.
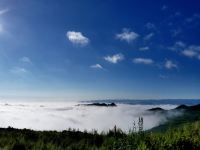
[0,101,179,132]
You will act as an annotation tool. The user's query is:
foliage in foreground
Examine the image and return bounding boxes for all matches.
[0,121,199,150]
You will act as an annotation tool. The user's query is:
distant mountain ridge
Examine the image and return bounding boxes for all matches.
[78,102,117,107]
[149,103,200,132]
[82,99,200,106]
[148,103,200,112]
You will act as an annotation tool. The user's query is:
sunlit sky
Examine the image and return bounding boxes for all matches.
[0,0,200,100]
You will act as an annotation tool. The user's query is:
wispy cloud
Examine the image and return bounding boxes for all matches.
[66,31,89,46]
[133,58,154,65]
[185,13,200,23]
[10,67,28,75]
[169,42,200,61]
[175,41,186,48]
[161,5,168,11]
[168,41,186,51]
[144,32,154,41]
[171,28,182,37]
[189,45,200,51]
[0,24,3,33]
[159,74,168,79]
[0,8,9,15]
[165,60,177,70]
[20,57,32,63]
[116,28,139,43]
[104,53,124,64]
[139,46,149,51]
[175,12,181,17]
[0,8,9,33]
[145,22,156,30]
[90,64,103,69]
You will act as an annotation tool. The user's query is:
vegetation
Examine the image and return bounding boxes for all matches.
[0,121,199,150]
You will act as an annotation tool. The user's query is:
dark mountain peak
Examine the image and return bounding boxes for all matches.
[174,104,200,111]
[175,105,189,110]
[190,104,200,110]
[148,107,164,111]
[80,103,117,107]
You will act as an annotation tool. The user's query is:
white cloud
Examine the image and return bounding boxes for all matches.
[66,31,89,46]
[139,46,149,51]
[133,58,154,65]
[0,8,9,15]
[90,64,103,69]
[182,45,200,59]
[116,28,139,43]
[182,49,197,58]
[20,57,32,63]
[144,32,154,41]
[104,53,124,64]
[165,60,177,69]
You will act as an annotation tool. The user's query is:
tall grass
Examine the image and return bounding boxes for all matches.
[0,121,199,150]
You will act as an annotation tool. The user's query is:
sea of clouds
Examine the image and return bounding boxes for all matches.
[0,101,182,132]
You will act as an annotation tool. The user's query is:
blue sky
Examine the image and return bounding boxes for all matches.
[0,0,200,100]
